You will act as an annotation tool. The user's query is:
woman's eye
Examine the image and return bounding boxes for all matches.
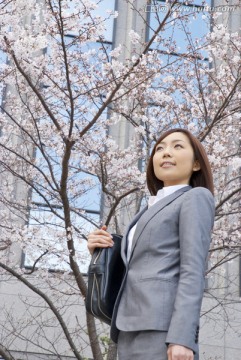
[156,146,163,151]
[175,144,183,149]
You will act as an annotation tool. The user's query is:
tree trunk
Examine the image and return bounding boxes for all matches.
[86,312,104,360]
[106,339,117,360]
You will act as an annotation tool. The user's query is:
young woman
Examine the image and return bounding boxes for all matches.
[87,128,215,360]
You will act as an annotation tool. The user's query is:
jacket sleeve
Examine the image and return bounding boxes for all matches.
[165,187,215,353]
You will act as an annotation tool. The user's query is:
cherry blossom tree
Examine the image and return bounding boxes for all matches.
[0,0,240,359]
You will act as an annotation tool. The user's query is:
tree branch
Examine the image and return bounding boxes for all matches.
[0,345,16,360]
[0,262,83,360]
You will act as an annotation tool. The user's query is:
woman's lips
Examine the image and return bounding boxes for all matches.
[161,162,175,168]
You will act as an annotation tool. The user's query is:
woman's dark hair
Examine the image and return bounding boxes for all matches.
[146,128,214,195]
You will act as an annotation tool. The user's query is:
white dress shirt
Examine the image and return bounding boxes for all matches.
[126,185,188,261]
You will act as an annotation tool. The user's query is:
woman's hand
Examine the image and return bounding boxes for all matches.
[167,344,194,360]
[87,225,114,255]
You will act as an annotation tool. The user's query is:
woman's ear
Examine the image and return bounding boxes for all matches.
[193,160,201,172]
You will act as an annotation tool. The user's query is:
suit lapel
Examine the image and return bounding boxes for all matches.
[121,205,147,263]
[128,186,191,262]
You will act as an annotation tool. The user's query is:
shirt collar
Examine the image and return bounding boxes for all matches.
[148,184,188,208]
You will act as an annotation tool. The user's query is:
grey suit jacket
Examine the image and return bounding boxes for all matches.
[110,186,215,354]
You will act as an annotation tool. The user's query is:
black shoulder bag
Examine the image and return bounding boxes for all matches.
[85,234,125,325]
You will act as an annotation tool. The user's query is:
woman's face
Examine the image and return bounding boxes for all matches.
[153,132,200,187]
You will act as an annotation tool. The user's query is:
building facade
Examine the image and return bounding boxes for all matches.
[0,0,240,359]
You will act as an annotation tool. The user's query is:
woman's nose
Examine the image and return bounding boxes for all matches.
[162,147,172,157]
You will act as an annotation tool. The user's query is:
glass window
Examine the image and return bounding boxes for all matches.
[143,0,211,136]
[21,0,114,273]
[147,0,211,57]
[25,203,99,273]
[66,0,115,42]
[23,143,101,273]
